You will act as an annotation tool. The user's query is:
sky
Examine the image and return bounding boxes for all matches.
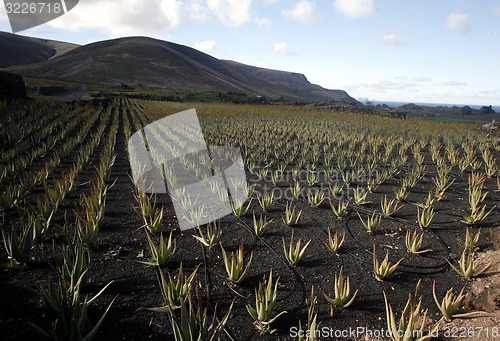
[1,0,499,106]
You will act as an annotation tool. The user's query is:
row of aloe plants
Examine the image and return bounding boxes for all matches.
[126,99,498,339]
[1,99,121,340]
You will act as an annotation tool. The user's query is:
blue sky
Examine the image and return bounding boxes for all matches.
[1,0,499,105]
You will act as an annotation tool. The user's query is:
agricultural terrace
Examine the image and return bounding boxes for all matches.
[1,98,499,340]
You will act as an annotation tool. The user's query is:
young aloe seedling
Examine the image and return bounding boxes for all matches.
[246,269,287,335]
[445,249,492,278]
[139,230,176,266]
[322,267,358,316]
[380,196,403,217]
[169,294,234,341]
[432,281,485,321]
[283,231,311,267]
[405,230,432,254]
[231,198,251,217]
[221,243,253,286]
[373,245,404,281]
[353,187,370,205]
[253,213,273,237]
[148,263,200,311]
[323,228,345,253]
[282,201,302,227]
[330,200,349,220]
[384,280,437,341]
[193,221,222,249]
[464,227,481,250]
[258,192,274,212]
[357,211,381,234]
[307,189,326,207]
[417,206,435,229]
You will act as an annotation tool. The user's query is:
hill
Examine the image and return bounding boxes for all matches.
[2,34,357,103]
[0,31,79,68]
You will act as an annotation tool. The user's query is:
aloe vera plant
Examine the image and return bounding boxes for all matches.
[394,186,409,202]
[296,287,319,341]
[357,211,381,233]
[464,227,481,250]
[373,245,404,281]
[170,294,234,341]
[415,191,435,210]
[2,224,37,265]
[135,190,163,233]
[283,231,311,267]
[461,204,494,226]
[417,206,435,229]
[221,243,253,285]
[253,213,273,236]
[193,221,222,249]
[384,280,436,341]
[329,181,343,197]
[405,230,432,254]
[323,228,345,253]
[322,267,358,315]
[246,269,287,334]
[353,187,370,205]
[231,198,251,217]
[432,281,484,321]
[290,181,303,199]
[307,189,325,207]
[148,263,200,312]
[445,249,492,278]
[330,200,349,220]
[380,196,403,217]
[139,230,176,266]
[282,201,302,227]
[54,243,90,291]
[258,192,274,211]
[30,269,115,341]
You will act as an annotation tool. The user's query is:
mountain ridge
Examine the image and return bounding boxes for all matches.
[1,32,358,103]
[0,31,79,68]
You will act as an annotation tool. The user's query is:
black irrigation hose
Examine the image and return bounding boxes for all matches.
[152,167,498,338]
[201,242,238,341]
[343,217,451,275]
[332,197,452,272]
[271,186,453,273]
[276,191,454,276]
[222,213,300,303]
[390,166,500,218]
[192,199,303,341]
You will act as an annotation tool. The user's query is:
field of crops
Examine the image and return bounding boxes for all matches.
[1,98,499,340]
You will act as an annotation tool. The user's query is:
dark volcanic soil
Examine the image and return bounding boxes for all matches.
[1,102,499,341]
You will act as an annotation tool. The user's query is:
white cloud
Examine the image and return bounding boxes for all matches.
[255,16,271,28]
[46,0,182,36]
[283,0,319,23]
[207,0,252,27]
[477,89,500,99]
[411,77,432,83]
[442,81,467,86]
[274,41,288,54]
[492,2,500,16]
[382,33,401,45]
[347,77,435,94]
[333,0,374,19]
[195,40,216,54]
[186,0,209,22]
[446,12,470,34]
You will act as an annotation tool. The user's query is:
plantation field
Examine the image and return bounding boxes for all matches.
[0,99,499,340]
